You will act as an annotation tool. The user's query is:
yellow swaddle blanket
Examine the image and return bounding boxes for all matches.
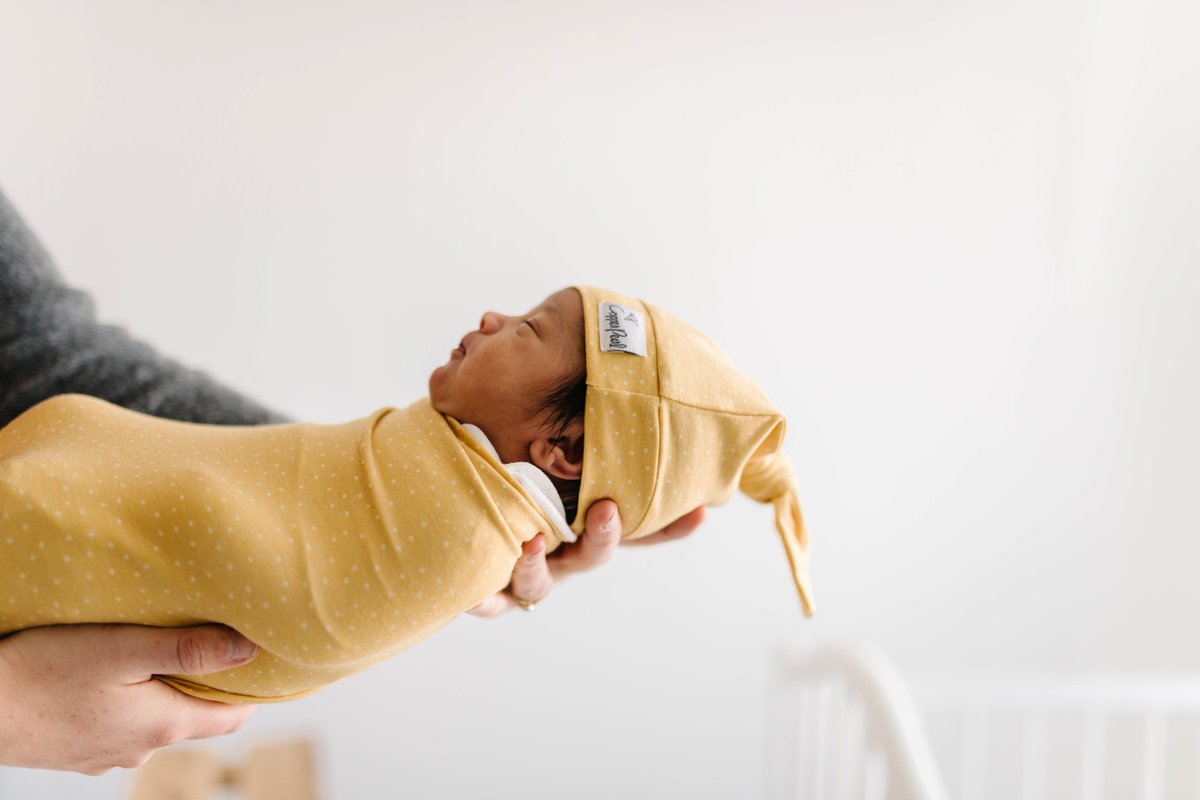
[0,393,553,703]
[0,284,814,705]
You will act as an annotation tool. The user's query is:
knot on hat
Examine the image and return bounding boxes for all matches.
[738,447,797,504]
[739,436,815,619]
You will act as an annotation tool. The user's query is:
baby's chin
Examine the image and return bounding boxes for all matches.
[428,372,464,423]
[427,369,446,408]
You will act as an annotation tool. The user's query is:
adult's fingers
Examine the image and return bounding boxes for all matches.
[85,623,261,685]
[466,534,550,617]
[506,532,552,604]
[620,505,707,547]
[545,499,622,580]
[0,623,260,775]
[465,594,508,618]
[465,499,624,619]
[120,625,262,746]
[139,679,260,742]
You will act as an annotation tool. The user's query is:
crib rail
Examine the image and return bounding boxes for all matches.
[765,637,951,800]
[768,635,1200,800]
[911,674,1200,800]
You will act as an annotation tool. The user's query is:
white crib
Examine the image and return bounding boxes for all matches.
[765,637,951,800]
[767,637,1200,800]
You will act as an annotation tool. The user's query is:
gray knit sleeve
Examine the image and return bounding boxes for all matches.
[0,185,293,428]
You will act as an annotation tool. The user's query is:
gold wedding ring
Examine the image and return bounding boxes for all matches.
[511,592,537,612]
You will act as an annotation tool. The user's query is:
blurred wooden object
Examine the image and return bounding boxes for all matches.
[127,738,319,800]
[127,746,223,800]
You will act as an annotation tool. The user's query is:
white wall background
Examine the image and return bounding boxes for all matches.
[0,0,1197,797]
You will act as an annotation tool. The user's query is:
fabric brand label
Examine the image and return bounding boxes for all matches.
[598,302,646,356]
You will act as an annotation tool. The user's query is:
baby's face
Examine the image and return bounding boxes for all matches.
[429,287,584,464]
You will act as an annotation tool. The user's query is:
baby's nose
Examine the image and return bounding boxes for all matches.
[479,311,507,332]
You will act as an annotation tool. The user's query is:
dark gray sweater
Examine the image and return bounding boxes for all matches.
[0,185,292,427]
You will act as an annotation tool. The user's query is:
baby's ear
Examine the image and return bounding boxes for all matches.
[529,418,584,481]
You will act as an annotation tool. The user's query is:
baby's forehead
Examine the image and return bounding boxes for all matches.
[539,289,584,326]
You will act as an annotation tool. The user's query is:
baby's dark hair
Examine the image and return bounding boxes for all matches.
[533,349,587,524]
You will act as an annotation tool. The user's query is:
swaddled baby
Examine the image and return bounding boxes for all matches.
[0,285,814,704]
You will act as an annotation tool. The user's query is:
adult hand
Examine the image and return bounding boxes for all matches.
[0,623,261,775]
[467,499,707,617]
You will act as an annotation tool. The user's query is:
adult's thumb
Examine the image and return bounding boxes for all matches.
[586,498,621,537]
[108,623,260,685]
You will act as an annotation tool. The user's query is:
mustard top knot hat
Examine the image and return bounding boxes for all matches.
[568,286,815,617]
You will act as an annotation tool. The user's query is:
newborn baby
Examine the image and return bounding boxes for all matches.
[0,285,813,703]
